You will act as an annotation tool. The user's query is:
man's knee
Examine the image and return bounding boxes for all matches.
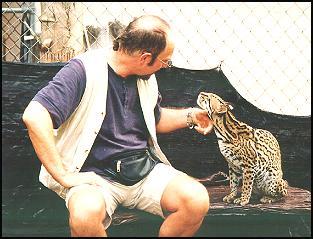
[162,175,210,217]
[180,180,210,216]
[68,187,107,226]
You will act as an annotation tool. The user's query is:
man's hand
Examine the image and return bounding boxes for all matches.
[59,171,107,188]
[192,108,214,135]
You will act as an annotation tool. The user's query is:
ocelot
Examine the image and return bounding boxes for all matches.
[197,92,288,206]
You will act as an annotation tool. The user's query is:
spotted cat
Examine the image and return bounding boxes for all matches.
[197,92,288,206]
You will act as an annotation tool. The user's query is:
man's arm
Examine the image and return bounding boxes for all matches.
[156,107,214,135]
[22,101,105,188]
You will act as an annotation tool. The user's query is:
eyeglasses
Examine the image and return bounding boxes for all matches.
[157,57,173,68]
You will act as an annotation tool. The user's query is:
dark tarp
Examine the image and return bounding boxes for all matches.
[2,62,311,190]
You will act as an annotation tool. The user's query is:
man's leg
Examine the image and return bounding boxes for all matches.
[159,174,210,237]
[67,185,108,237]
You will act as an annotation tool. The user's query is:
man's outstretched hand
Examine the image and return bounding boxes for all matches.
[192,108,214,135]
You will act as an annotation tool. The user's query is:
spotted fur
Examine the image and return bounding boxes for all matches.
[197,92,288,206]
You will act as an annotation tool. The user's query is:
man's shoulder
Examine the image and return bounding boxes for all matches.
[74,47,110,62]
[68,58,85,71]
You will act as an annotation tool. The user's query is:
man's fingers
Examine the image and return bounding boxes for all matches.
[194,126,206,135]
[205,124,214,134]
[194,124,213,135]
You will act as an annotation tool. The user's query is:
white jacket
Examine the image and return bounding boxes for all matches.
[39,48,171,199]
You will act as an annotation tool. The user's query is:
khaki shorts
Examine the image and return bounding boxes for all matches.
[65,163,186,229]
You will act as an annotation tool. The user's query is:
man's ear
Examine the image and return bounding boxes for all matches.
[140,52,152,65]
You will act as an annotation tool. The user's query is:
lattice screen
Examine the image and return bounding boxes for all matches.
[2,2,311,116]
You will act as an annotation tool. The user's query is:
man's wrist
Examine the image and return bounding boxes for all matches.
[186,107,196,129]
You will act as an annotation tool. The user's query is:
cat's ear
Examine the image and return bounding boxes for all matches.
[226,102,234,110]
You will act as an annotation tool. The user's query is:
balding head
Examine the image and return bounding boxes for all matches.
[130,15,170,31]
[113,15,172,65]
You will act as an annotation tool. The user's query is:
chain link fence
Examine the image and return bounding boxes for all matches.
[2,2,311,116]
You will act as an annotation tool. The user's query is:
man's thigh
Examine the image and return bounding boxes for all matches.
[133,163,187,217]
[65,180,124,229]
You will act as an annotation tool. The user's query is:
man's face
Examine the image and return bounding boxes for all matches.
[135,36,175,80]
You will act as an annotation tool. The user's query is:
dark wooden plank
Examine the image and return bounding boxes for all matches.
[111,185,311,225]
[2,184,310,237]
[205,185,311,215]
[108,184,311,236]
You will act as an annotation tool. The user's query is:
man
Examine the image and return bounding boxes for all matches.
[22,15,214,237]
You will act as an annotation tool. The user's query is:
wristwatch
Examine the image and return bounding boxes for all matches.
[186,108,196,129]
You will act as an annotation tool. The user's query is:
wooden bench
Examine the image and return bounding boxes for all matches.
[2,182,310,237]
[109,183,311,237]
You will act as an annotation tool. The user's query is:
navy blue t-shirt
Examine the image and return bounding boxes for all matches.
[33,58,162,177]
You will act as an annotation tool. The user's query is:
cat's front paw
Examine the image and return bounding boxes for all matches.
[223,194,236,203]
[233,197,249,206]
[260,196,274,204]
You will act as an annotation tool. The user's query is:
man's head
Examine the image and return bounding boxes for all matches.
[113,15,175,78]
